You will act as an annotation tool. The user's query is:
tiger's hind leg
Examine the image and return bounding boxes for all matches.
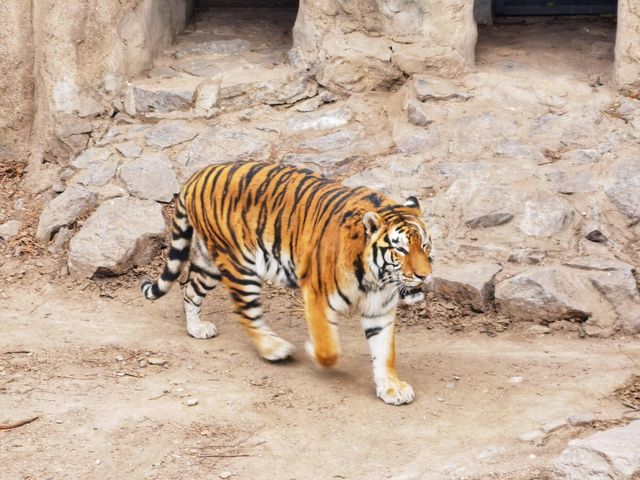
[220,266,294,361]
[182,237,221,339]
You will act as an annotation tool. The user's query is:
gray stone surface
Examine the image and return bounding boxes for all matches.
[546,170,595,194]
[606,156,640,220]
[173,38,252,58]
[568,414,596,426]
[466,213,513,229]
[114,141,142,158]
[433,262,503,312]
[0,220,22,240]
[555,420,640,480]
[67,197,166,278]
[542,419,567,433]
[36,186,98,241]
[518,192,574,237]
[412,75,471,102]
[145,120,199,149]
[297,129,357,152]
[120,152,179,203]
[406,99,433,127]
[176,127,271,181]
[495,268,592,323]
[71,148,119,187]
[286,105,352,132]
[127,78,198,114]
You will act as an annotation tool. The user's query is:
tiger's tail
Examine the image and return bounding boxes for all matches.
[140,192,193,300]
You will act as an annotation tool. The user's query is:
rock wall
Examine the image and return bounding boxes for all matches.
[0,1,34,165]
[28,0,193,182]
[615,0,640,93]
[291,0,477,93]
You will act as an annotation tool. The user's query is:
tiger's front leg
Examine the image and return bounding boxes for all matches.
[361,308,414,405]
[302,287,341,367]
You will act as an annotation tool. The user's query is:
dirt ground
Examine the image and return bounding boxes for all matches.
[2,14,640,480]
[1,256,639,480]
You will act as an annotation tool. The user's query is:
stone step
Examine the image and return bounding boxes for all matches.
[125,64,316,119]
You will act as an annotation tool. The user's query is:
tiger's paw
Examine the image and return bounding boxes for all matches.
[305,341,340,367]
[187,320,218,339]
[258,335,294,362]
[376,380,415,406]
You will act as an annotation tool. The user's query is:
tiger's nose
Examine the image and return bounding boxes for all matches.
[415,274,433,283]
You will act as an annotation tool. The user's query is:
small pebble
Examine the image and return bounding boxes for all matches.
[568,413,596,426]
[542,419,567,433]
[517,430,544,443]
[529,454,537,459]
[95,459,101,465]
[509,376,524,384]
[115,355,124,362]
[219,472,232,479]
[147,357,167,366]
[186,398,198,406]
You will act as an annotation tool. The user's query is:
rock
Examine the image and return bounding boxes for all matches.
[542,419,567,433]
[114,141,142,158]
[527,325,551,335]
[147,357,166,366]
[145,120,199,149]
[186,398,198,406]
[194,76,221,114]
[126,78,199,115]
[219,471,232,479]
[71,147,112,169]
[286,105,352,132]
[585,224,607,243]
[0,220,22,240]
[508,248,547,265]
[67,197,166,278]
[411,74,470,102]
[36,186,98,241]
[518,192,574,237]
[392,122,438,154]
[406,99,433,127]
[554,420,640,479]
[466,213,513,229]
[71,148,119,187]
[606,156,640,220]
[432,262,503,312]
[176,127,270,181]
[586,263,640,333]
[48,227,73,254]
[120,152,179,203]
[564,148,600,165]
[495,268,592,323]
[546,170,594,194]
[518,430,544,443]
[297,129,357,152]
[509,376,524,384]
[568,413,596,426]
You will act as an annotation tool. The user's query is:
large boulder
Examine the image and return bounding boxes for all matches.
[495,267,594,323]
[555,420,640,480]
[606,155,640,220]
[67,197,166,278]
[36,186,98,241]
[120,152,179,203]
[432,262,503,312]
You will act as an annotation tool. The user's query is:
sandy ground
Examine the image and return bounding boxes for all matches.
[2,13,639,480]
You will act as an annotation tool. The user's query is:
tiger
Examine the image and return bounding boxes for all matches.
[141,161,433,405]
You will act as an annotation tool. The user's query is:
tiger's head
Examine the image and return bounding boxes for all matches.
[363,196,433,294]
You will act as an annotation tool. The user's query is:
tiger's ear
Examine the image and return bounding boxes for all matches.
[363,212,381,237]
[405,196,421,209]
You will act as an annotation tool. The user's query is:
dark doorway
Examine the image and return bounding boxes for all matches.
[494,0,617,16]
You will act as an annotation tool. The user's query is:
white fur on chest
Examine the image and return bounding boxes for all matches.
[358,285,398,318]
